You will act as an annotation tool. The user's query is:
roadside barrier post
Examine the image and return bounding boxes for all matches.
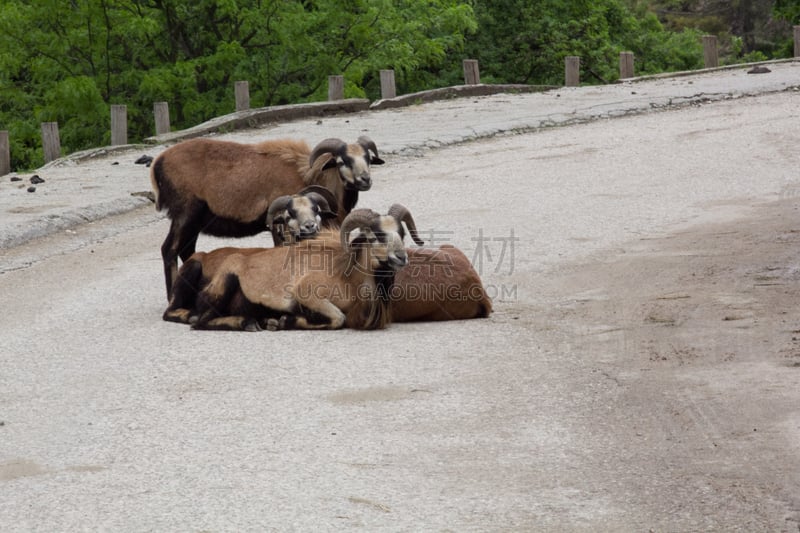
[380,69,396,99]
[620,51,634,79]
[565,56,580,86]
[110,104,127,146]
[702,35,718,68]
[794,26,800,57]
[328,75,344,101]
[463,59,480,85]
[0,130,9,176]
[41,122,61,164]
[154,102,170,136]
[235,81,250,111]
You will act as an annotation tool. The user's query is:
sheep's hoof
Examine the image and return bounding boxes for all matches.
[188,314,199,325]
[265,315,290,331]
[265,318,282,331]
[243,318,262,332]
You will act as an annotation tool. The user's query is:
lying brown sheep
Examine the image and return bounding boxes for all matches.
[391,245,492,322]
[162,205,423,331]
[257,198,492,322]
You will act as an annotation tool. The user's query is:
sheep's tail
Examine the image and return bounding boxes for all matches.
[149,156,164,211]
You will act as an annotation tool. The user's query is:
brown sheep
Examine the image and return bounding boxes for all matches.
[162,205,423,331]
[391,245,492,321]
[150,135,384,298]
[266,185,339,246]
[258,200,493,322]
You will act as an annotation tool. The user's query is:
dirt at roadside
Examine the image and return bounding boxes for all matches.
[547,197,800,369]
[525,198,800,529]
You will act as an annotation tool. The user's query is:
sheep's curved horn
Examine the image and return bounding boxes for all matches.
[340,209,379,249]
[357,135,379,159]
[358,136,384,165]
[388,203,424,246]
[309,138,347,166]
[304,192,333,216]
[299,185,338,215]
[266,195,293,229]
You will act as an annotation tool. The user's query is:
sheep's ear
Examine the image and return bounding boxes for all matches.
[346,228,369,247]
[370,155,385,165]
[322,158,338,170]
[362,228,378,243]
[320,209,338,220]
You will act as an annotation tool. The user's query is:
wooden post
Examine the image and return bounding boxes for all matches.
[380,69,396,99]
[463,59,480,85]
[794,26,800,57]
[328,75,344,101]
[41,122,61,164]
[235,81,250,111]
[0,130,9,176]
[565,56,580,87]
[154,102,170,136]
[702,35,718,68]
[619,51,634,79]
[110,104,127,146]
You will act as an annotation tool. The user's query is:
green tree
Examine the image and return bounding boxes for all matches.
[465,0,702,84]
[774,0,800,24]
[0,0,476,170]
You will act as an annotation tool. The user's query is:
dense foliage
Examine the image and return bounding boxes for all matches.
[0,0,794,170]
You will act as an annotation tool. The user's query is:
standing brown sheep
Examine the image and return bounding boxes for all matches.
[150,135,383,297]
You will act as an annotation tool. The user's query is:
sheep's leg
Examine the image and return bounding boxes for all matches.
[179,235,198,262]
[260,299,345,330]
[163,258,203,324]
[192,272,237,328]
[264,315,295,331]
[173,220,202,265]
[196,315,261,332]
[190,272,262,332]
[160,225,179,299]
[260,305,342,331]
[292,298,346,330]
[161,204,205,298]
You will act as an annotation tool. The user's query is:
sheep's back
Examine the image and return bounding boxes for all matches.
[392,245,492,321]
[155,138,312,223]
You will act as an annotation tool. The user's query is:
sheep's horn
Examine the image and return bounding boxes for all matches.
[388,203,424,246]
[266,195,293,229]
[304,192,333,216]
[309,138,347,166]
[357,135,379,159]
[299,185,338,215]
[340,209,379,249]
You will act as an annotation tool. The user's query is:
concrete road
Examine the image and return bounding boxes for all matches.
[1,65,800,531]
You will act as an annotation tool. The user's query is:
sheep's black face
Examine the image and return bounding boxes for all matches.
[338,147,374,192]
[367,218,408,272]
[286,197,322,239]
